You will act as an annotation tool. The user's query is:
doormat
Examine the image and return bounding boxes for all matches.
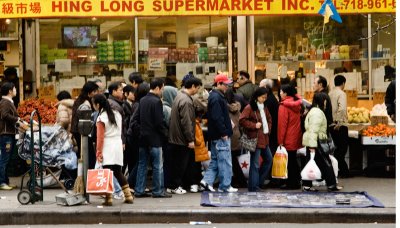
[200,191,384,208]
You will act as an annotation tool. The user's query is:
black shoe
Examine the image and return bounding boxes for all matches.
[327,185,343,192]
[135,193,151,198]
[152,193,172,198]
[302,186,318,192]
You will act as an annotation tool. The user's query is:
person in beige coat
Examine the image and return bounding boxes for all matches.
[56,91,74,132]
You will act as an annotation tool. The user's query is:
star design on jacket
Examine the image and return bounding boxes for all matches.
[241,161,249,169]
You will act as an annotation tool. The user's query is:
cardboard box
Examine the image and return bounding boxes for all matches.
[361,136,395,145]
[345,90,358,107]
[373,92,386,105]
[370,116,389,126]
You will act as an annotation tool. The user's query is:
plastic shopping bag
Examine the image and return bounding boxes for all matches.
[237,150,250,179]
[301,153,322,181]
[271,146,288,179]
[86,169,114,195]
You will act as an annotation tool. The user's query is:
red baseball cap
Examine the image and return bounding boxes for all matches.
[214,74,232,84]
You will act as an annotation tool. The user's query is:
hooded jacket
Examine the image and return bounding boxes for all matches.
[277,96,303,151]
[56,98,74,131]
[237,80,258,101]
[303,107,328,148]
[228,101,241,151]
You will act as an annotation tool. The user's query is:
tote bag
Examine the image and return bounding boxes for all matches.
[271,146,288,179]
[86,169,114,195]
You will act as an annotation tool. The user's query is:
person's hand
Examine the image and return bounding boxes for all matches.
[123,144,126,150]
[221,135,228,140]
[309,148,315,153]
[188,142,195,149]
[96,151,103,162]
[256,122,262,129]
[334,124,341,131]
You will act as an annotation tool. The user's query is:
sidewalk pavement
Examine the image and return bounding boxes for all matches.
[0,176,395,225]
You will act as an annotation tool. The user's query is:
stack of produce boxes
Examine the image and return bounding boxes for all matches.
[198,47,208,62]
[114,40,131,62]
[97,41,109,63]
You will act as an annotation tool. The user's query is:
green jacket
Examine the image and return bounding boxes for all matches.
[302,107,327,148]
[237,81,258,101]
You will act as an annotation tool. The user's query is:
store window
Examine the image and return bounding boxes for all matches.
[138,16,228,87]
[39,18,135,95]
[254,14,395,98]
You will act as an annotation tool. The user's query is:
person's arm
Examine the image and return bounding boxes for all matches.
[155,100,168,138]
[0,105,18,123]
[239,105,257,130]
[209,97,229,137]
[180,102,195,145]
[266,107,272,133]
[305,110,325,149]
[336,92,347,126]
[96,121,105,162]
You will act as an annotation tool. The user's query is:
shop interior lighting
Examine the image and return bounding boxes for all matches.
[5,19,11,25]
[100,20,126,35]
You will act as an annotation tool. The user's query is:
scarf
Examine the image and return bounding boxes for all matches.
[257,102,269,134]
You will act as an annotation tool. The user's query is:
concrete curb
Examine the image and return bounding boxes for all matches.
[0,208,395,225]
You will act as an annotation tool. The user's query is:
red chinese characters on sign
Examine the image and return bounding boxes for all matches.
[1,2,41,15]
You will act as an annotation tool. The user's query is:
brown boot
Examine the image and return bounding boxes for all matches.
[122,184,134,204]
[102,193,113,206]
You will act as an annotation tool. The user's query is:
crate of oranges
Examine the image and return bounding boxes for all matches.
[361,124,396,145]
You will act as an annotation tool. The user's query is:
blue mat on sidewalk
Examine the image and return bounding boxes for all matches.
[200,191,384,208]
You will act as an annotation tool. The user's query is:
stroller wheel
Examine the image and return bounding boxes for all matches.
[18,190,32,205]
[64,179,75,190]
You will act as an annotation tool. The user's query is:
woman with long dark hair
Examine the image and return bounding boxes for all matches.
[239,87,273,192]
[277,84,303,189]
[302,93,342,192]
[92,94,134,206]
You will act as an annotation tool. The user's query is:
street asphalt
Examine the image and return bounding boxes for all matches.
[0,176,395,225]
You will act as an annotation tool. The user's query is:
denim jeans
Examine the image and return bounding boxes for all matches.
[248,146,272,191]
[135,146,164,196]
[113,176,122,194]
[202,138,232,191]
[0,135,15,185]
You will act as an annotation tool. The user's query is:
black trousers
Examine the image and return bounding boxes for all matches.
[168,144,198,189]
[330,126,350,176]
[285,151,301,187]
[303,148,336,188]
[103,165,128,187]
[123,137,139,176]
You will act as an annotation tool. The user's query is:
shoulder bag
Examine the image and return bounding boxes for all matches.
[240,111,258,152]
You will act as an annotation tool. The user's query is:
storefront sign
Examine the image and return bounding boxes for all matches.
[0,0,395,18]
[148,58,164,70]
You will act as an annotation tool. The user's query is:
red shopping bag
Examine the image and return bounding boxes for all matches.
[86,169,114,195]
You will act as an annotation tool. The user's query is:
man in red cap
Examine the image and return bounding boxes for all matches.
[200,74,238,193]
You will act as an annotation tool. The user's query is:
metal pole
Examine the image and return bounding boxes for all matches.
[368,14,372,100]
[135,17,139,72]
[81,135,89,202]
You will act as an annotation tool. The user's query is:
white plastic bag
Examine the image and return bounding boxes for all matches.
[237,150,250,179]
[301,153,322,181]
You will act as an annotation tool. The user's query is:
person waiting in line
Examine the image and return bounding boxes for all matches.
[200,74,237,193]
[226,88,247,188]
[313,75,333,128]
[302,93,342,192]
[329,75,352,178]
[128,72,144,89]
[236,70,258,102]
[239,87,273,192]
[56,90,74,132]
[167,77,203,194]
[122,85,136,175]
[134,78,171,198]
[277,84,303,190]
[92,94,134,206]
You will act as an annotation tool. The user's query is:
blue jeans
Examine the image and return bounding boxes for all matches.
[113,176,122,194]
[248,146,272,191]
[135,146,164,196]
[202,138,232,191]
[0,135,15,185]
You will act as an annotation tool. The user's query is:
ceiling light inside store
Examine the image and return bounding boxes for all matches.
[100,21,126,34]
[5,19,11,24]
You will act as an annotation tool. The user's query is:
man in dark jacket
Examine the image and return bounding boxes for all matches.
[122,85,136,174]
[200,74,237,193]
[134,78,171,198]
[168,77,202,194]
[385,80,396,122]
[0,82,19,190]
[236,70,258,101]
[313,75,333,127]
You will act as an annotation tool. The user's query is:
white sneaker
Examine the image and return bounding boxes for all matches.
[190,184,199,193]
[218,186,238,193]
[166,188,172,194]
[171,186,187,194]
[200,180,215,192]
[113,191,124,200]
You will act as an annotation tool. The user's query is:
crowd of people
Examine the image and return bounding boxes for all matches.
[0,70,358,206]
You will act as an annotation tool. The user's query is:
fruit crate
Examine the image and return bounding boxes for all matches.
[361,136,396,145]
[370,116,388,126]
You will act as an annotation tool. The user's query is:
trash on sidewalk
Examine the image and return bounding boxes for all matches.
[189,221,212,225]
[55,192,86,206]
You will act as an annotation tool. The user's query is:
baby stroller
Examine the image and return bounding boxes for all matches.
[17,122,77,204]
